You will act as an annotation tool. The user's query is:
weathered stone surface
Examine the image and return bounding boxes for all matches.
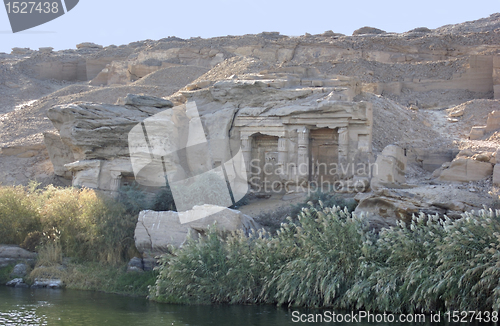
[76,42,103,49]
[181,204,262,232]
[127,257,144,273]
[135,210,190,253]
[469,126,486,140]
[11,47,32,55]
[134,206,263,256]
[31,278,64,289]
[439,157,493,182]
[47,103,165,160]
[493,164,500,186]
[354,189,422,229]
[371,145,407,189]
[0,245,37,260]
[44,132,75,179]
[39,47,54,54]
[353,27,386,35]
[0,246,36,269]
[354,186,473,231]
[6,278,28,287]
[449,108,464,117]
[10,263,28,278]
[116,94,173,108]
[486,111,500,133]
[474,153,492,162]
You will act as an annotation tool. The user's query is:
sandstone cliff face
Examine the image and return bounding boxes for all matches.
[2,14,500,225]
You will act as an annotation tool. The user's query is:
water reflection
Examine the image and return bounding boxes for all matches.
[0,286,494,325]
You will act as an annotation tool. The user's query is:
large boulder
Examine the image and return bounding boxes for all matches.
[352,27,386,35]
[439,157,493,182]
[134,205,263,255]
[0,245,37,268]
[354,185,486,231]
[47,100,168,161]
[370,145,407,189]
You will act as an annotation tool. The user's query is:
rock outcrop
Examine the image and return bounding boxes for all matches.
[134,205,263,263]
[0,245,36,268]
[438,157,493,182]
[3,14,500,228]
[354,186,482,231]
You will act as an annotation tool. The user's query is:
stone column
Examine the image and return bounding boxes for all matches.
[338,127,349,177]
[110,171,122,192]
[297,127,309,182]
[277,137,288,179]
[241,136,252,176]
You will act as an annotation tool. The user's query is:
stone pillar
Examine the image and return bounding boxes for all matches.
[241,137,252,176]
[277,137,288,179]
[494,56,500,100]
[110,171,122,192]
[297,127,309,182]
[338,127,349,177]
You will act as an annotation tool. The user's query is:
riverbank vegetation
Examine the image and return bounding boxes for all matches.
[3,182,500,313]
[151,204,500,313]
[0,182,156,296]
[0,182,139,263]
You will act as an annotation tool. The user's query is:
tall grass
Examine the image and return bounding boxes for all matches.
[0,183,139,264]
[152,205,500,313]
[151,202,366,307]
[0,184,41,244]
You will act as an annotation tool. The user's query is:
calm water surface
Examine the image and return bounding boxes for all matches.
[0,286,490,325]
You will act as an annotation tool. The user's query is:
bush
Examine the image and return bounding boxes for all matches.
[0,184,140,264]
[0,185,41,245]
[117,183,151,215]
[271,204,367,307]
[345,213,446,313]
[290,191,357,220]
[254,205,294,234]
[346,209,500,313]
[151,181,176,212]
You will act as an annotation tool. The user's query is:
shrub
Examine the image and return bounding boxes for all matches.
[0,185,41,244]
[345,213,447,313]
[271,204,367,307]
[290,191,357,220]
[152,206,500,313]
[151,180,176,212]
[0,184,140,264]
[254,205,294,234]
[434,209,500,311]
[36,241,63,267]
[117,182,151,215]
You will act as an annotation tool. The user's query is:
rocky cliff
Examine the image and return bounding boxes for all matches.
[2,14,500,224]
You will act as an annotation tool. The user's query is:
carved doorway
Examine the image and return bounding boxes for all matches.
[309,128,339,185]
[251,134,281,192]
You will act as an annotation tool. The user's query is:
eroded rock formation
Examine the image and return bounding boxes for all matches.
[3,14,500,227]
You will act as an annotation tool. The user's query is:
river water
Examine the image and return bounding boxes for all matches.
[0,286,491,325]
